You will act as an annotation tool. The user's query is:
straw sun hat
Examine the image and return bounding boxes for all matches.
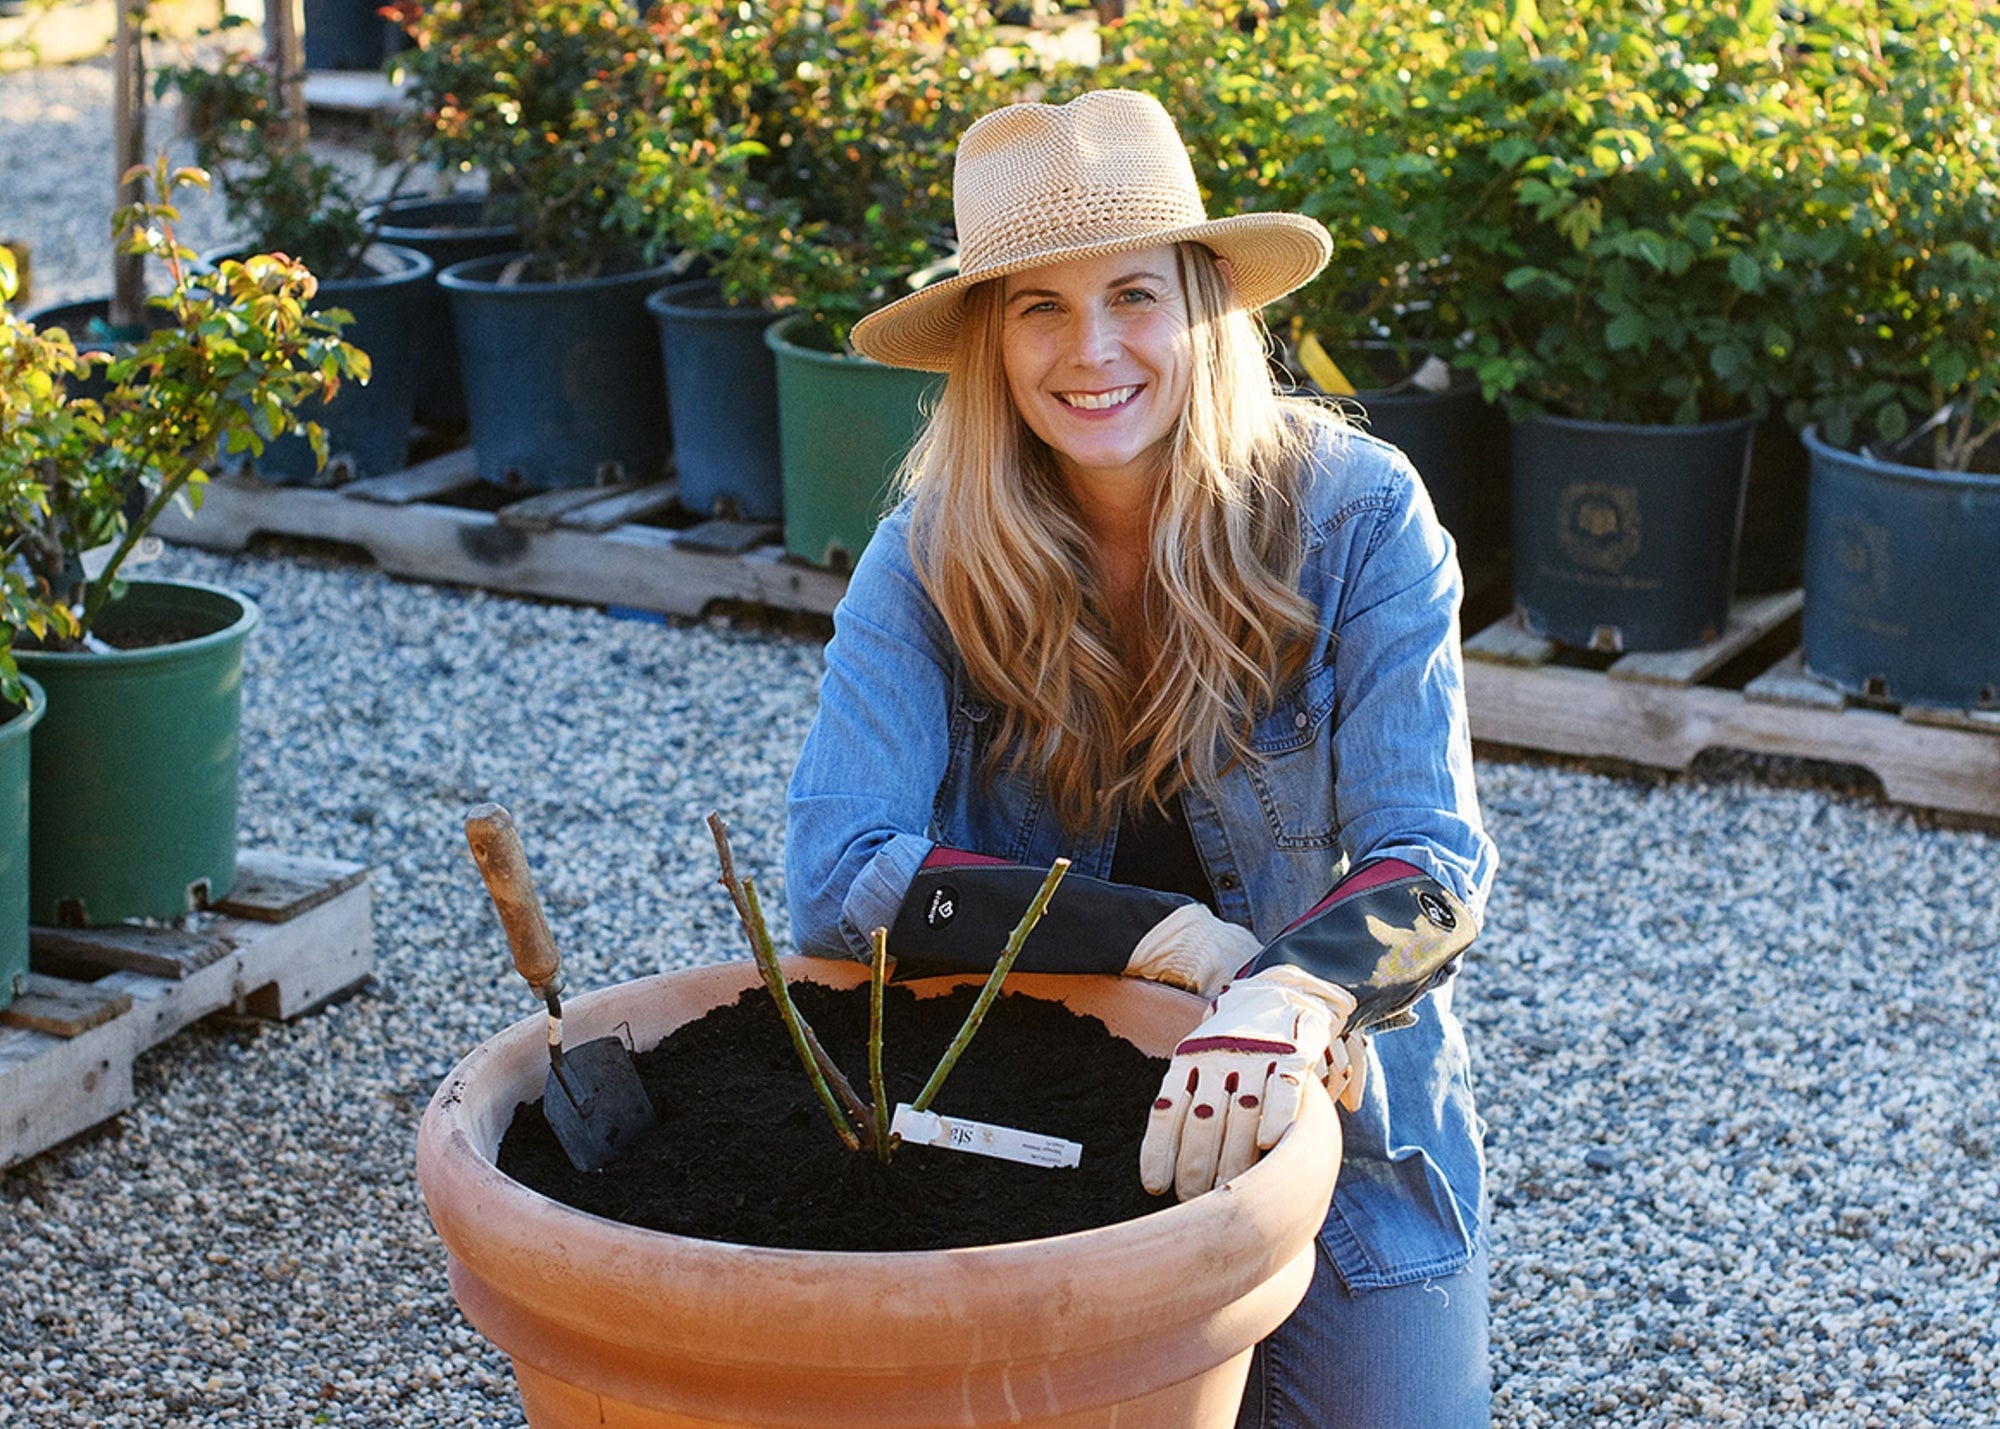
[847,89,1333,373]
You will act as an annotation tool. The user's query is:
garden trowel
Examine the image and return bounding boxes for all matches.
[464,802,656,1172]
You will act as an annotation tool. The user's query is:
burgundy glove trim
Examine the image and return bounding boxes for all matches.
[1281,857,1423,933]
[919,846,1011,869]
[1174,1035,1295,1056]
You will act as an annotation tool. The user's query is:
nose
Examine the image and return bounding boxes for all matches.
[1070,304,1120,367]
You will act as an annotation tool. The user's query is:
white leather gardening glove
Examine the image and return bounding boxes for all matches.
[1121,902,1263,1000]
[1140,965,1368,1201]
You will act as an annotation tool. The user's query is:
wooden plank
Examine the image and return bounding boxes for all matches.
[1608,589,1804,687]
[1744,648,1848,710]
[1902,704,2000,735]
[1464,612,1558,668]
[674,518,784,555]
[210,851,369,923]
[342,445,481,505]
[497,483,650,533]
[31,923,236,981]
[1466,659,2000,821]
[155,469,848,618]
[558,481,685,534]
[0,975,134,1037]
[1,875,374,1169]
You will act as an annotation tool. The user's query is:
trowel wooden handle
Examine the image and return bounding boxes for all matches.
[464,802,564,997]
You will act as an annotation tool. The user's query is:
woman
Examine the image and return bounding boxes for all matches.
[786,90,1498,1428]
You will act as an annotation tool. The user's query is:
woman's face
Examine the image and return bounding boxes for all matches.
[999,244,1193,499]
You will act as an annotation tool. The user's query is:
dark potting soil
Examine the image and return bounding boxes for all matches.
[497,980,1175,1252]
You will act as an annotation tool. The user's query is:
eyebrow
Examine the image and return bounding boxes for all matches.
[1005,270,1172,303]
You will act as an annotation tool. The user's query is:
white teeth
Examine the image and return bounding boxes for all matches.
[1058,386,1138,411]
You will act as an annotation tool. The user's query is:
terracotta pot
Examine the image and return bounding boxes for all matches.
[418,957,1343,1428]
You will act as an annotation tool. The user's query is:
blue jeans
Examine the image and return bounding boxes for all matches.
[1235,1237,1491,1429]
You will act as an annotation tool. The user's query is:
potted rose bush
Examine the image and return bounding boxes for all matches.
[1781,0,2000,709]
[2,162,362,925]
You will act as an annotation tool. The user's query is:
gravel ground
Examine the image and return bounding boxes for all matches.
[6,51,2000,1429]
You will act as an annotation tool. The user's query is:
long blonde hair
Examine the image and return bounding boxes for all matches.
[899,242,1342,835]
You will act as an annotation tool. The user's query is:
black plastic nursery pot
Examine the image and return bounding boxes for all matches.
[1800,426,2000,709]
[767,314,941,568]
[1345,359,1509,563]
[303,0,410,70]
[441,253,678,491]
[646,279,783,521]
[1511,411,1756,652]
[15,580,257,926]
[1736,416,1810,596]
[0,676,44,1012]
[219,242,433,486]
[364,195,520,427]
[19,296,174,403]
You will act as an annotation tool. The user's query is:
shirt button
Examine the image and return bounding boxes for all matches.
[1293,712,1308,730]
[1217,874,1240,891]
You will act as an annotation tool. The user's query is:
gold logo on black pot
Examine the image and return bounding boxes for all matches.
[1556,483,1643,573]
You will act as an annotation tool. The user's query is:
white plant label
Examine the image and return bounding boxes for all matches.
[890,1104,1082,1170]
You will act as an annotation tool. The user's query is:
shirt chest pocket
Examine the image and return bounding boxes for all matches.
[1243,653,1340,851]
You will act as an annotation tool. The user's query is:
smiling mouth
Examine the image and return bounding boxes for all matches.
[1056,385,1140,411]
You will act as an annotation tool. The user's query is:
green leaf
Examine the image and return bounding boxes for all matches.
[1604,313,1650,351]
[1728,252,1762,292]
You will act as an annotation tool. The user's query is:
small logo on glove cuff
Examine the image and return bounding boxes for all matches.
[925,885,958,928]
[1414,889,1456,931]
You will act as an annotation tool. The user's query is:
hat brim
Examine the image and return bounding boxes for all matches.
[848,212,1332,372]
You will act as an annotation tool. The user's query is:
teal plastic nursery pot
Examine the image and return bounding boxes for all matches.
[1511,411,1756,652]
[216,242,433,486]
[364,195,520,427]
[646,279,783,521]
[16,580,258,926]
[1800,426,2000,709]
[440,253,679,491]
[767,314,940,568]
[0,676,45,1010]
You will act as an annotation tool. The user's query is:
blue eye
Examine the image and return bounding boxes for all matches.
[1117,288,1156,306]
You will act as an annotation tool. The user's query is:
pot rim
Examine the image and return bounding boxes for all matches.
[437,251,686,295]
[645,278,778,323]
[1515,409,1760,439]
[13,578,259,670]
[764,311,896,369]
[0,674,45,739]
[361,194,518,244]
[1801,423,2000,491]
[201,242,434,292]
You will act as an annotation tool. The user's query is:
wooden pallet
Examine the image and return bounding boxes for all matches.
[154,446,850,620]
[1464,589,2000,821]
[0,851,374,1169]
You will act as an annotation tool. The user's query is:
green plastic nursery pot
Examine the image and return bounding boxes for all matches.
[1800,426,2000,709]
[16,580,258,926]
[1511,411,1756,652]
[0,677,45,1011]
[767,314,940,569]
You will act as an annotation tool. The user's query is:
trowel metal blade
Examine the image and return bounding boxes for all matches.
[544,1034,658,1173]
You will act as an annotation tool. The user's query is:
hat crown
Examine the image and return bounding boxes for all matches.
[952,90,1209,276]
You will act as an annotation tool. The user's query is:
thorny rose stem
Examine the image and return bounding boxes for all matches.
[910,857,1071,1114]
[869,926,892,1164]
[706,811,867,1149]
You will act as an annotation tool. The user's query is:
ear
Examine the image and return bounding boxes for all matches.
[1213,256,1242,303]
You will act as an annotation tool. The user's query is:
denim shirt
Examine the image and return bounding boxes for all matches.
[786,423,1500,1290]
